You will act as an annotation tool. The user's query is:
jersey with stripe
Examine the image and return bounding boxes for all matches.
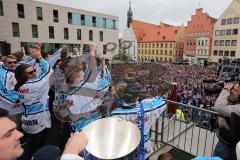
[17,59,52,134]
[110,97,167,159]
[68,66,111,131]
[0,64,21,115]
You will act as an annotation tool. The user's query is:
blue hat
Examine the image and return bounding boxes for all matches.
[31,145,61,160]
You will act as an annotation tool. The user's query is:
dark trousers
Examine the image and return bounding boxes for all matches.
[213,141,236,160]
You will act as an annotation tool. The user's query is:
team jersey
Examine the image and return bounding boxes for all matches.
[17,59,52,134]
[67,66,111,131]
[110,97,167,159]
[0,64,21,115]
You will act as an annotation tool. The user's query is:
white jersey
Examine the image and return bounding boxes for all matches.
[0,64,21,115]
[66,66,111,131]
[111,97,167,159]
[17,59,52,134]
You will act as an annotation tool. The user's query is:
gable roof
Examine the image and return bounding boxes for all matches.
[131,20,184,42]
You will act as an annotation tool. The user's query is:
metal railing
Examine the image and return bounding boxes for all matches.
[150,99,220,157]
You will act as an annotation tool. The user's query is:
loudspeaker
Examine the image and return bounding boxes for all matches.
[0,42,11,56]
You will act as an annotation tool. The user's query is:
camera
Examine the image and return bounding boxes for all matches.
[203,73,239,95]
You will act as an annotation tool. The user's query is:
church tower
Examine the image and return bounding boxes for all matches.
[127,1,133,28]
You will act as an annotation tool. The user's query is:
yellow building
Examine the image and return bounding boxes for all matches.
[131,20,185,62]
[211,0,240,62]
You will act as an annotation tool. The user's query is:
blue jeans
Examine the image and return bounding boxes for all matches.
[213,141,236,160]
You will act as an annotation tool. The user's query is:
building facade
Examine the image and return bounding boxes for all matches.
[0,0,119,59]
[184,8,216,64]
[132,21,184,62]
[211,0,240,62]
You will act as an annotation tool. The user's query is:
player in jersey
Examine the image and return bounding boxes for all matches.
[110,81,167,159]
[53,43,111,132]
[14,46,52,159]
[0,55,21,116]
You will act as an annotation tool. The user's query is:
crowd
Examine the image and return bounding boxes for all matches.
[111,63,220,109]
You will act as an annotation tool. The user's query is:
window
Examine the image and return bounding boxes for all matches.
[224,51,229,57]
[233,17,239,24]
[103,18,106,28]
[85,16,92,27]
[231,40,237,46]
[68,12,72,24]
[225,40,230,46]
[49,26,54,39]
[221,19,226,25]
[169,50,172,56]
[230,51,235,57]
[17,4,24,18]
[96,17,103,28]
[227,18,233,24]
[220,30,225,35]
[232,29,238,35]
[36,7,43,20]
[81,15,85,25]
[214,40,219,46]
[72,13,80,25]
[165,50,167,55]
[165,43,167,48]
[103,45,107,55]
[12,22,20,37]
[89,30,93,41]
[92,16,96,27]
[219,50,223,56]
[53,10,58,22]
[0,0,3,16]
[77,29,81,40]
[64,28,69,39]
[205,40,208,46]
[213,50,218,56]
[106,19,113,29]
[32,24,38,38]
[226,29,231,35]
[99,31,103,41]
[113,20,116,29]
[220,40,224,46]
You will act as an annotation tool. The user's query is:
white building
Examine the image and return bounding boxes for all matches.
[121,26,138,61]
[0,0,119,59]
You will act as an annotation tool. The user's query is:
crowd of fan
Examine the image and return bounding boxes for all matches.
[111,62,220,110]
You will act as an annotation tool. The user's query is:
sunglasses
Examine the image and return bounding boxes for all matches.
[25,69,36,75]
[7,61,17,64]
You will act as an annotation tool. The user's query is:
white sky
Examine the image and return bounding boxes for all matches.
[36,0,232,33]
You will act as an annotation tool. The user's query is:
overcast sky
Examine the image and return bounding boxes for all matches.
[36,0,232,33]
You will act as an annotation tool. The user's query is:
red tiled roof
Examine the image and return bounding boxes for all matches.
[132,20,183,42]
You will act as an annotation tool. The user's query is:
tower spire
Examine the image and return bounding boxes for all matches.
[127,0,133,28]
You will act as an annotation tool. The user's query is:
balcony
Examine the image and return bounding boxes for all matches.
[149,100,219,159]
